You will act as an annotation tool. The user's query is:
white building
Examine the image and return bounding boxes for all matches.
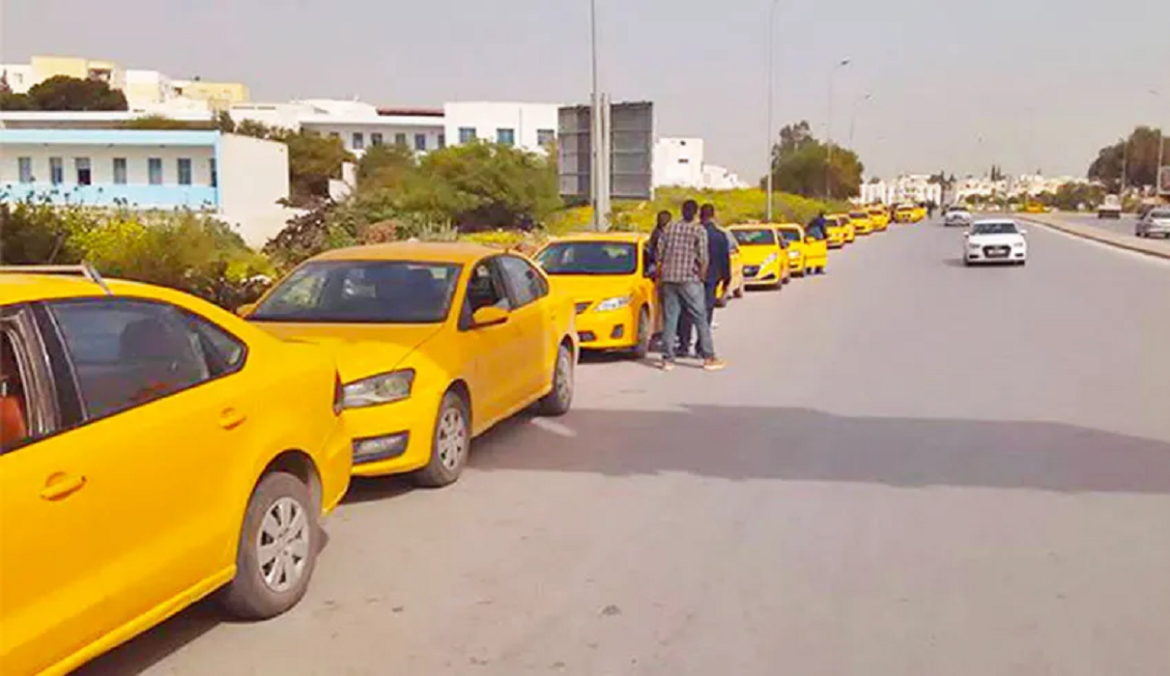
[442,101,560,153]
[652,137,748,190]
[0,128,291,247]
[860,174,942,205]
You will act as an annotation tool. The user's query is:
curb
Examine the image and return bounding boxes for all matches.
[1015,214,1170,262]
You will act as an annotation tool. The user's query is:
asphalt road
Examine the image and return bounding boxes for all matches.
[1052,210,1141,239]
[83,221,1170,676]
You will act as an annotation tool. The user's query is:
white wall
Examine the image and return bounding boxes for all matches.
[653,137,704,188]
[216,133,291,246]
[443,102,559,153]
[1,64,34,94]
[229,102,314,131]
[0,143,214,186]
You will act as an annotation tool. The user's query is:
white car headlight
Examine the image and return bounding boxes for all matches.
[762,252,779,267]
[594,295,632,312]
[1012,241,1026,249]
[342,369,414,408]
[787,249,801,260]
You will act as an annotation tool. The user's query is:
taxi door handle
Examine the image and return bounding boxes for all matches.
[219,408,247,430]
[41,473,87,501]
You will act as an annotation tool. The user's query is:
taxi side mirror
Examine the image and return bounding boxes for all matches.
[472,305,509,328]
[235,302,256,317]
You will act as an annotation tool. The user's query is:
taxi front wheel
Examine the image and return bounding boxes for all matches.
[414,391,470,488]
[538,343,574,416]
[221,471,319,620]
[632,307,651,359]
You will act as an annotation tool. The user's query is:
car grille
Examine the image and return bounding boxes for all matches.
[743,265,760,277]
[575,301,592,314]
[982,245,1010,258]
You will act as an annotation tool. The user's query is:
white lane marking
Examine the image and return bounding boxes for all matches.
[529,418,577,437]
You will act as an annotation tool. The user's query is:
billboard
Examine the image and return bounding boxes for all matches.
[557,101,654,201]
[557,106,592,200]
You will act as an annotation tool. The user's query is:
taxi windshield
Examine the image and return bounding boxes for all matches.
[536,241,638,275]
[730,229,777,246]
[776,229,802,243]
[251,260,462,323]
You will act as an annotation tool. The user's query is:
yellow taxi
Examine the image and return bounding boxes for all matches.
[534,233,655,358]
[824,215,854,247]
[726,224,789,289]
[715,229,746,306]
[1,265,351,676]
[773,223,808,275]
[867,206,891,230]
[847,210,876,235]
[244,242,578,486]
[894,204,917,223]
[790,222,829,274]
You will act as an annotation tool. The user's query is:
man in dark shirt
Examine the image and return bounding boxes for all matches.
[646,209,672,335]
[678,203,731,359]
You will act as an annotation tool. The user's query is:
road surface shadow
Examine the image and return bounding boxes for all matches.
[470,405,1170,495]
[74,404,1170,674]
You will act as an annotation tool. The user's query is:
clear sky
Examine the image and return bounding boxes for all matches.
[2,0,1167,181]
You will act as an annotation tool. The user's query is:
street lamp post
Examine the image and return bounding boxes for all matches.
[848,93,872,150]
[825,58,851,199]
[1152,90,1165,196]
[765,0,780,223]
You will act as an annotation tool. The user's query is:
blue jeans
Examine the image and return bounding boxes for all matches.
[661,281,714,360]
[678,282,717,356]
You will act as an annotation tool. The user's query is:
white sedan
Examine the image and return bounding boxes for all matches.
[964,219,1028,266]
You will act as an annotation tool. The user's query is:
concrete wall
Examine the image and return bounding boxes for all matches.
[217,133,291,245]
[443,102,559,153]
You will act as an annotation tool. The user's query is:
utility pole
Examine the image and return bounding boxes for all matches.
[589,0,605,230]
[765,0,780,222]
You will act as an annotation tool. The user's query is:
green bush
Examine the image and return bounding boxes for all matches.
[1,201,271,308]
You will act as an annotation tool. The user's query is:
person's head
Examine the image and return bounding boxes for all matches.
[700,203,715,222]
[681,200,699,222]
[818,211,826,218]
[656,210,672,228]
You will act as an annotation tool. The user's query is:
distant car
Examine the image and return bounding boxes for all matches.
[727,224,788,289]
[1135,207,1170,238]
[944,209,973,228]
[1098,194,1122,219]
[964,219,1028,266]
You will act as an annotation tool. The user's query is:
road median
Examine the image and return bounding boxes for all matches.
[1016,212,1170,261]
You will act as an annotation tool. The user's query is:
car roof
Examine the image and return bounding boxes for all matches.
[311,241,500,264]
[550,231,646,243]
[971,219,1018,227]
[0,273,211,309]
[773,223,803,231]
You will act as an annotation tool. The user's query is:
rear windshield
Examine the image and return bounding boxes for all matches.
[730,229,777,246]
[849,212,866,219]
[251,260,462,323]
[1150,210,1170,219]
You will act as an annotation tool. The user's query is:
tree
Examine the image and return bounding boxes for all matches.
[269,129,354,207]
[119,114,216,130]
[0,92,34,110]
[356,143,417,190]
[234,118,275,139]
[763,120,863,199]
[398,142,561,230]
[17,75,127,111]
[1089,126,1163,191]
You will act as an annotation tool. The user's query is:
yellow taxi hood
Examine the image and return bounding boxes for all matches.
[250,322,442,382]
[546,273,640,301]
[734,243,781,265]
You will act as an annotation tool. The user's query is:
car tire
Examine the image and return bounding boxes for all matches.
[538,342,574,417]
[632,307,651,360]
[413,390,470,488]
[220,471,319,620]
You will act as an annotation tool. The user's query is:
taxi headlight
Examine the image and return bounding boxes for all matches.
[595,295,632,312]
[342,369,414,408]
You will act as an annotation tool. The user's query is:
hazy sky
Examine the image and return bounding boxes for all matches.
[2,0,1167,181]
